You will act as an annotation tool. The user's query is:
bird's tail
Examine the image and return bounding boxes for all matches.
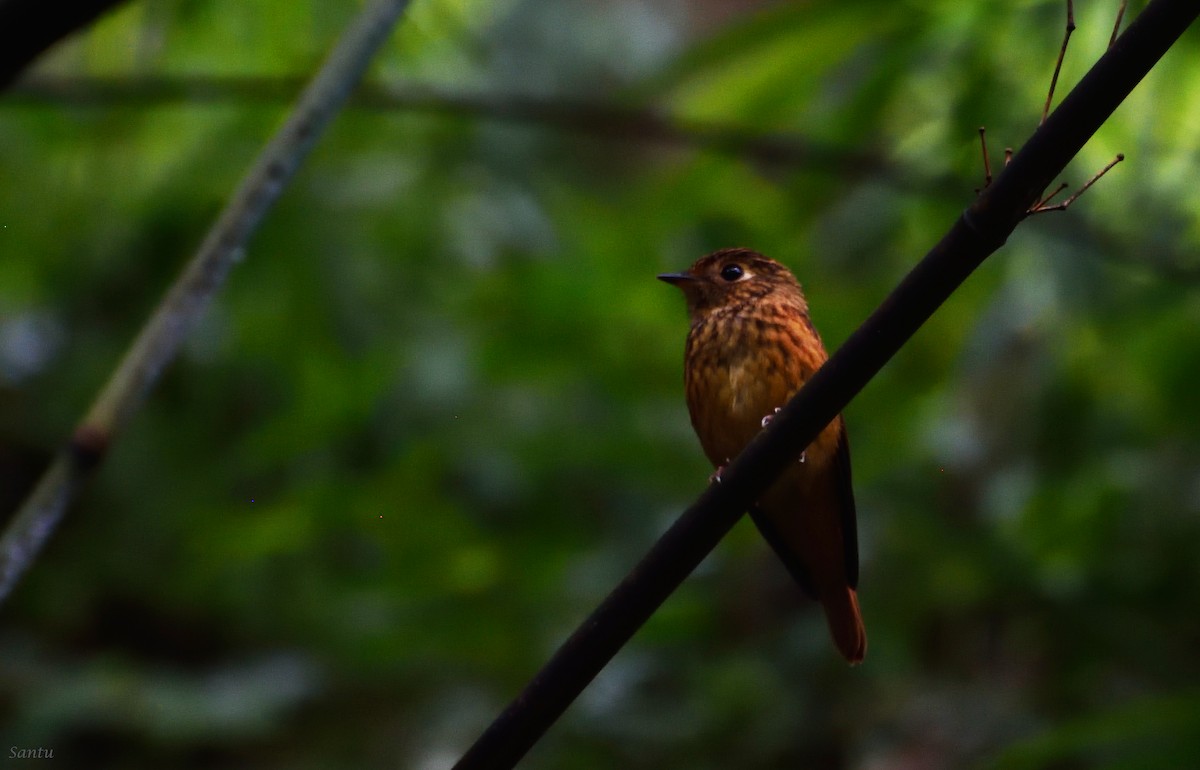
[821,585,866,664]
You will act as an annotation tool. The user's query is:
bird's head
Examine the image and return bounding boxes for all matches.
[658,248,806,319]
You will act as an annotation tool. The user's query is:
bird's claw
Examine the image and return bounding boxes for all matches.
[709,462,728,484]
[760,408,806,463]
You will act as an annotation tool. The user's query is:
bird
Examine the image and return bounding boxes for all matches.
[659,247,865,663]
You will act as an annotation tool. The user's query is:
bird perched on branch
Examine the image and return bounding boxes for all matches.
[659,248,865,663]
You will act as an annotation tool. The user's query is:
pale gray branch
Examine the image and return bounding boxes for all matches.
[0,0,413,605]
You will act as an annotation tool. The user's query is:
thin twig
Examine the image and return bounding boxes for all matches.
[1111,0,1130,47]
[1032,181,1070,209]
[978,126,993,191]
[1027,153,1125,215]
[1043,0,1077,125]
[0,0,413,605]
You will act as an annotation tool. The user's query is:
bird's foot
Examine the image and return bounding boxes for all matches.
[709,462,728,484]
[760,407,782,428]
[760,408,806,463]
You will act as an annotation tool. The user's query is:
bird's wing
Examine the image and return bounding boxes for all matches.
[834,423,858,589]
[749,503,817,598]
[747,420,858,595]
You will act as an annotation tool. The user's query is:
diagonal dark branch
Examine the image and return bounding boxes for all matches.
[0,0,132,91]
[0,0,414,605]
[451,1,1200,768]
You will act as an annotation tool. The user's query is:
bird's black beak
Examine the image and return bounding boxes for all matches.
[657,272,696,286]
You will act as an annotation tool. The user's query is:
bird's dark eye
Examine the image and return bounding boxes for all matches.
[719,264,744,282]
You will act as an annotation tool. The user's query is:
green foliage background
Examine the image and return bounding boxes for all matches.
[2,1,1199,767]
